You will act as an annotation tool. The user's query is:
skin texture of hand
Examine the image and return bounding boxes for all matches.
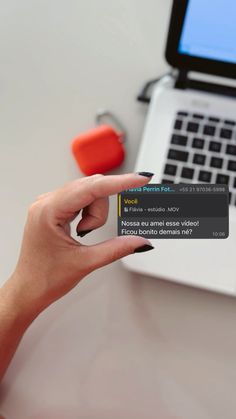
[9,172,154,312]
[0,172,154,380]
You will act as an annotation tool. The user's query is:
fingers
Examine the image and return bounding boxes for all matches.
[80,235,154,272]
[76,196,109,235]
[52,172,153,224]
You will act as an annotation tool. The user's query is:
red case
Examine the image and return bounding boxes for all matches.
[71,124,125,175]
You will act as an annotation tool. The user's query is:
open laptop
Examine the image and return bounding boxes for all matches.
[122,0,236,295]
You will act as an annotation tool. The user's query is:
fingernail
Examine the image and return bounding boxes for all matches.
[136,171,154,178]
[133,244,154,253]
[77,229,93,237]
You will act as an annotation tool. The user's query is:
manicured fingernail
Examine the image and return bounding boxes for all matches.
[133,244,154,253]
[136,171,154,177]
[77,229,93,237]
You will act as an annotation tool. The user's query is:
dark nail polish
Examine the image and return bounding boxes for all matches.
[77,229,93,237]
[133,244,154,253]
[137,171,154,178]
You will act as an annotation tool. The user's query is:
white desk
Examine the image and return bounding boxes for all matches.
[1,1,236,418]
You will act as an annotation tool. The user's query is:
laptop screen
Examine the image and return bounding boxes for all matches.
[178,0,236,64]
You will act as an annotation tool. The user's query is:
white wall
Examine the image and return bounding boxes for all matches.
[0,0,171,280]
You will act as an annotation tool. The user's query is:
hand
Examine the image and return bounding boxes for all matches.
[8,173,154,317]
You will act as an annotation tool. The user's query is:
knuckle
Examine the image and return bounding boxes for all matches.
[90,174,105,198]
[27,199,52,225]
[60,174,104,193]
[109,246,124,262]
[95,201,109,223]
[26,201,41,223]
[35,191,51,201]
[91,173,104,181]
[28,201,39,215]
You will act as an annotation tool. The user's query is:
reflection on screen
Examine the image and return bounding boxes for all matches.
[179,0,236,64]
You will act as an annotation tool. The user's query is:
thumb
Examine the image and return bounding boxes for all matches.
[84,236,154,271]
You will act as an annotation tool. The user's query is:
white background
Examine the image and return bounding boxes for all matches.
[1,1,236,418]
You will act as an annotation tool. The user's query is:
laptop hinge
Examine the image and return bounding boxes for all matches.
[175,69,188,89]
[175,69,236,98]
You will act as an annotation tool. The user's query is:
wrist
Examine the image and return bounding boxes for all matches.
[0,273,43,332]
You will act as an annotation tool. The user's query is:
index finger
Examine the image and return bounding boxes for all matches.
[52,172,154,221]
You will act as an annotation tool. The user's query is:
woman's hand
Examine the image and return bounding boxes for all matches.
[8,172,154,317]
[0,172,154,380]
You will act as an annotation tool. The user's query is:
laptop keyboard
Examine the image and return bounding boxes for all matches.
[161,111,236,206]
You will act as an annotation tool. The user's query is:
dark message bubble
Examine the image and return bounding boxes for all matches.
[117,184,229,239]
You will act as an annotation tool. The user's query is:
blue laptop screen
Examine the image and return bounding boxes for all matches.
[178,0,236,64]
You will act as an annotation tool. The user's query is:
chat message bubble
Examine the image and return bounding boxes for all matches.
[117,184,229,239]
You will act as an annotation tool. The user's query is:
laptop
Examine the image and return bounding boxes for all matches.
[122,0,236,295]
